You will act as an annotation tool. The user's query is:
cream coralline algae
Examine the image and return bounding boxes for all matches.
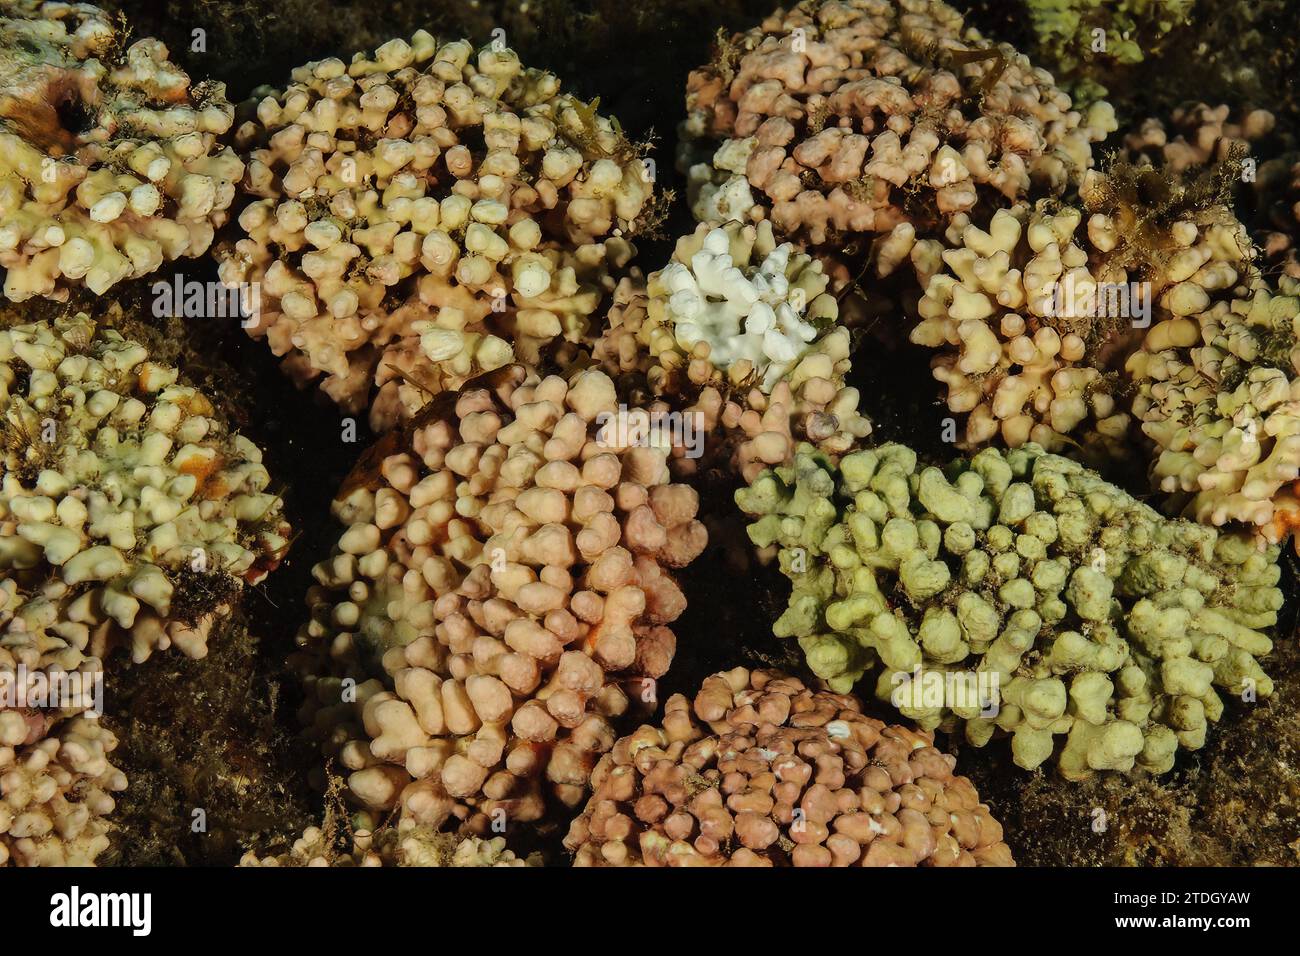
[0,315,290,662]
[1130,277,1300,553]
[1,314,289,866]
[219,32,651,429]
[0,1,242,301]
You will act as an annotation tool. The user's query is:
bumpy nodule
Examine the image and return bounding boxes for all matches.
[564,667,1013,866]
[598,219,871,483]
[905,176,1249,456]
[221,32,651,430]
[738,442,1283,780]
[681,0,1116,247]
[0,1,242,301]
[298,366,707,836]
[1,315,289,865]
[1130,277,1300,554]
[240,822,537,867]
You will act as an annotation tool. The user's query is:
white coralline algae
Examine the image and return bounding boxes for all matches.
[658,227,821,389]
